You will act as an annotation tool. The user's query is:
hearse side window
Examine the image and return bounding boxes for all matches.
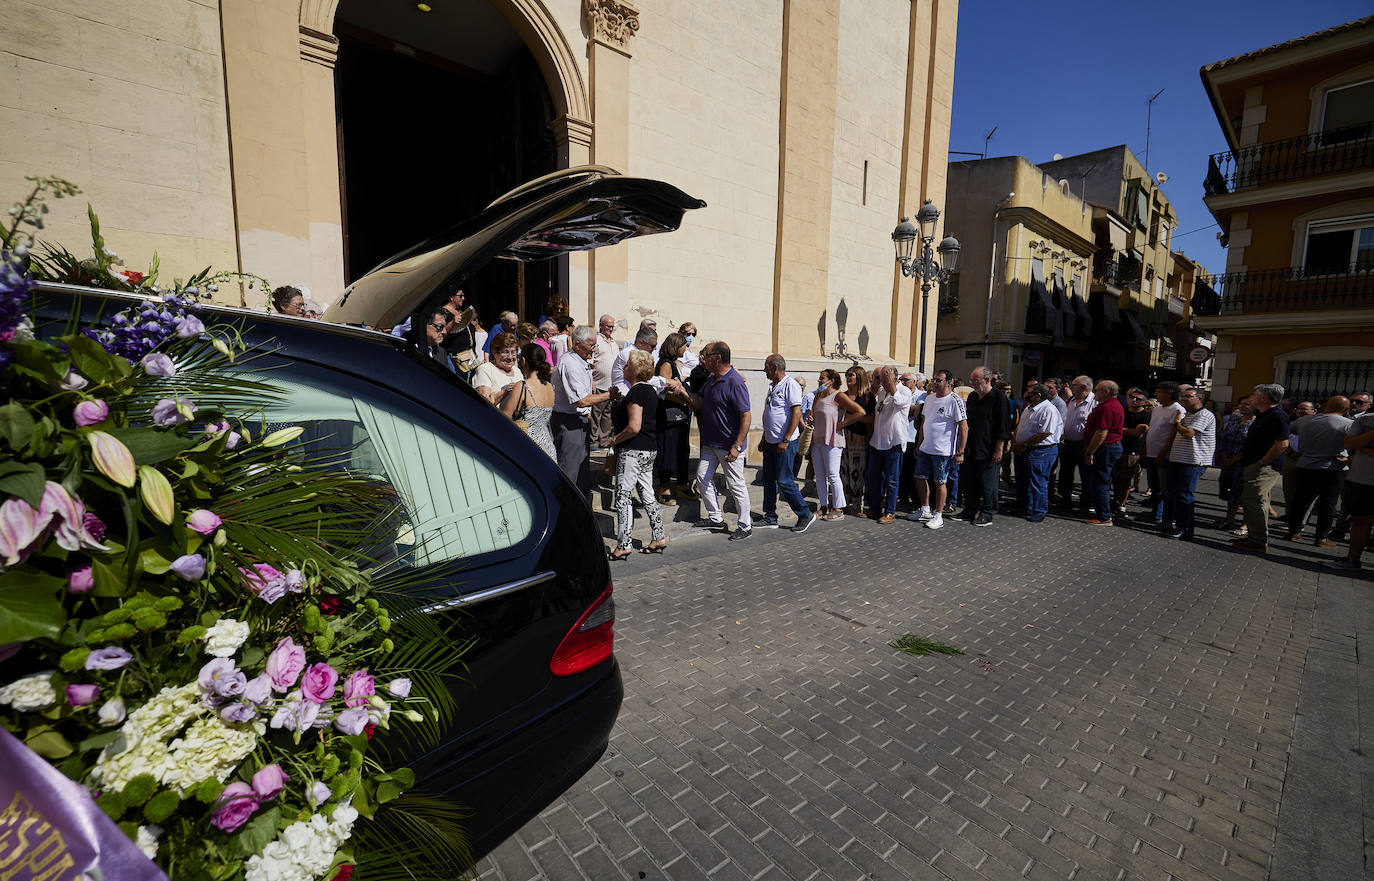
[236,366,535,566]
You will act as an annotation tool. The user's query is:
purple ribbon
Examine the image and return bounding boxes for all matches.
[0,725,168,881]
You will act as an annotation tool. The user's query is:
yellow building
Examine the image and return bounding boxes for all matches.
[940,147,1206,390]
[1195,15,1374,405]
[0,0,959,369]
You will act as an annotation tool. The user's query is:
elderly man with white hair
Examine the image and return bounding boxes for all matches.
[552,325,617,495]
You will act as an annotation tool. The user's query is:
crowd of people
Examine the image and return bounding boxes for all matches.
[373,283,1373,571]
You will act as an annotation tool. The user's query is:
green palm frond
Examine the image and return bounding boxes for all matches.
[353,793,475,881]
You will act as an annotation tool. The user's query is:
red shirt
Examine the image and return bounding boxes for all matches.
[1084,396,1124,445]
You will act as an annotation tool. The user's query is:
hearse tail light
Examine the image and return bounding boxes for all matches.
[550,583,615,677]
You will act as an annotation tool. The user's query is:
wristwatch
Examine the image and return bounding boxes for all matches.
[733,444,744,452]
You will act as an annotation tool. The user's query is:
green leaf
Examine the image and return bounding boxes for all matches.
[27,728,75,759]
[138,549,172,575]
[78,730,122,752]
[109,427,196,466]
[91,559,132,597]
[0,570,66,644]
[234,805,281,857]
[0,402,36,451]
[0,461,46,508]
[376,781,402,804]
[65,333,117,384]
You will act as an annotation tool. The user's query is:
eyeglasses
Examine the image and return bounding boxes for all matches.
[429,322,446,332]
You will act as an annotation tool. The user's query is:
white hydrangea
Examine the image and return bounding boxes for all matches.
[136,825,161,860]
[91,682,263,793]
[0,672,57,712]
[244,805,358,881]
[202,618,251,658]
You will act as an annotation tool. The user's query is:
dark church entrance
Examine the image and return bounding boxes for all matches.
[334,0,562,329]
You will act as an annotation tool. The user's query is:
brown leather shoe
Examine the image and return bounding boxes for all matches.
[878,513,896,524]
[1285,533,1301,542]
[1315,539,1338,548]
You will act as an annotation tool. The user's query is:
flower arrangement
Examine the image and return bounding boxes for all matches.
[0,182,470,880]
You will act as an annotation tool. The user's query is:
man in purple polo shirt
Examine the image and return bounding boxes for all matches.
[678,341,754,540]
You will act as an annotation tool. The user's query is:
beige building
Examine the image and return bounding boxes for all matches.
[0,0,958,369]
[940,147,1214,390]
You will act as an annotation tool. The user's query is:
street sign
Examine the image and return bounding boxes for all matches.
[1185,344,1212,365]
[1024,350,1043,366]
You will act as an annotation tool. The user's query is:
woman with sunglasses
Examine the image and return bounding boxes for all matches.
[810,369,866,520]
[839,367,874,515]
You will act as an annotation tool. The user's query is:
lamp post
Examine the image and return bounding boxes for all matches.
[892,200,959,373]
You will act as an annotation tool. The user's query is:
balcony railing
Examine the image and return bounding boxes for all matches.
[1204,122,1374,195]
[1193,265,1373,315]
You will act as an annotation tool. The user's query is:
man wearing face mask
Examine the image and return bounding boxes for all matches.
[679,322,699,372]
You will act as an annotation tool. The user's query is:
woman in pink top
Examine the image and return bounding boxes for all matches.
[810,368,866,520]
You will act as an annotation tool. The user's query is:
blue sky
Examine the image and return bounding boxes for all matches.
[949,1,1371,277]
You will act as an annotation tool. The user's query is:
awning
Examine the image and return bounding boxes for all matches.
[1071,291,1093,337]
[1122,312,1148,346]
[1051,276,1072,337]
[1027,276,1060,339]
[1090,290,1121,324]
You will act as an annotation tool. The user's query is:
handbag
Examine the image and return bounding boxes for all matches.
[512,383,531,435]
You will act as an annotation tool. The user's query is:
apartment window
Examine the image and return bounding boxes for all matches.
[1302,215,1374,275]
[1319,79,1374,144]
[1125,183,1149,230]
[1284,360,1374,403]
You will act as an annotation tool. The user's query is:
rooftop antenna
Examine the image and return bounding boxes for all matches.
[1144,88,1164,171]
[983,125,998,159]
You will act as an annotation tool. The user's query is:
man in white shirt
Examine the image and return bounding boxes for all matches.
[590,314,620,449]
[1138,381,1185,525]
[1056,375,1097,512]
[551,326,616,495]
[1164,388,1217,541]
[613,321,658,395]
[864,366,915,524]
[909,370,967,529]
[1012,383,1064,523]
[759,355,815,531]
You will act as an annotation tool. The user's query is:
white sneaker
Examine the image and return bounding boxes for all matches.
[926,513,944,530]
[916,508,934,522]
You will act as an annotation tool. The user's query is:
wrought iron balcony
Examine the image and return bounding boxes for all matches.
[1193,265,1373,315]
[1204,121,1374,196]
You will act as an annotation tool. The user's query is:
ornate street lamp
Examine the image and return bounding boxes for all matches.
[893,200,959,372]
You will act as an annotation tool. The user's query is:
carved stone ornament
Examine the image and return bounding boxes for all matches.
[584,0,640,51]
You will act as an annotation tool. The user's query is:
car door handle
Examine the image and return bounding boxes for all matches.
[419,570,556,614]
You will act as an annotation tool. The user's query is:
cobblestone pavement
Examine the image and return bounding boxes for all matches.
[480,474,1373,881]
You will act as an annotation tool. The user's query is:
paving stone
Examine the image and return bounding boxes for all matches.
[474,476,1374,880]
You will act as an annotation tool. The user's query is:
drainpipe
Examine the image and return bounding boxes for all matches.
[984,193,1016,364]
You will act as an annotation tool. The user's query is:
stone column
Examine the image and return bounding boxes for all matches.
[772,0,841,356]
[299,27,346,306]
[583,0,638,329]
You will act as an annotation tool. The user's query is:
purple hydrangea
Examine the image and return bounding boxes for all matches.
[0,251,34,341]
[84,292,203,363]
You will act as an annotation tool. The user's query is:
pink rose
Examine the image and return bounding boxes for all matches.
[210,782,259,832]
[73,400,109,426]
[186,509,221,535]
[341,670,375,708]
[239,563,286,603]
[251,764,289,800]
[66,684,100,706]
[299,662,338,704]
[68,566,94,594]
[264,637,306,693]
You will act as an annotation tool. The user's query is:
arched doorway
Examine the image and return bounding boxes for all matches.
[332,0,564,325]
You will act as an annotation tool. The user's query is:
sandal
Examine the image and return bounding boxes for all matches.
[657,488,676,506]
[640,541,668,554]
[608,549,632,561]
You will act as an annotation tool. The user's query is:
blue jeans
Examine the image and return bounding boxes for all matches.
[1142,456,1175,524]
[1168,462,1207,537]
[1086,442,1121,521]
[761,439,809,520]
[865,445,904,515]
[1015,445,1058,520]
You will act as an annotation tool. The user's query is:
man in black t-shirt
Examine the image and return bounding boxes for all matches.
[1112,387,1150,514]
[1234,383,1291,552]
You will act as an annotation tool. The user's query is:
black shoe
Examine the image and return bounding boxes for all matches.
[793,513,816,534]
[757,517,780,529]
[692,518,725,529]
[728,527,753,542]
[1160,528,1186,539]
[973,516,994,527]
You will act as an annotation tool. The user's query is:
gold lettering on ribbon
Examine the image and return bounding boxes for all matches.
[0,793,77,881]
